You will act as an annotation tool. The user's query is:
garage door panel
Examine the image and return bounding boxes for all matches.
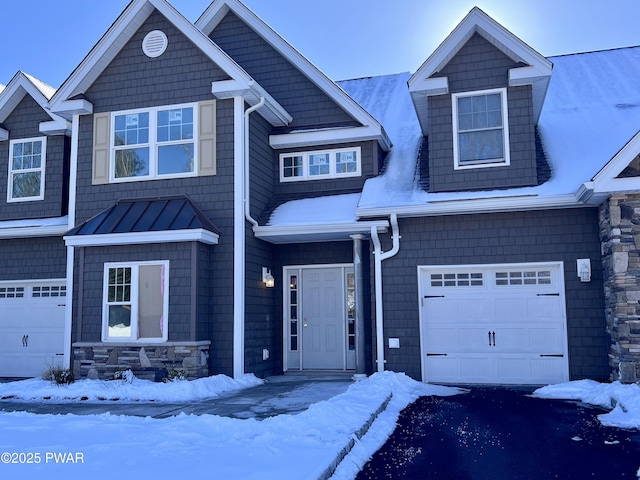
[0,282,66,378]
[420,263,569,385]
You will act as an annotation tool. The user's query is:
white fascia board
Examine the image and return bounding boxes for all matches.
[356,194,590,219]
[52,98,93,117]
[592,129,640,193]
[409,7,551,92]
[253,221,389,244]
[0,128,7,141]
[197,0,385,134]
[269,125,384,150]
[64,229,219,247]
[0,224,68,239]
[211,79,292,126]
[51,0,254,116]
[39,118,72,136]
[0,72,54,123]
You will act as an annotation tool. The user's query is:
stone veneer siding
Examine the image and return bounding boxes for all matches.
[72,341,210,381]
[599,193,640,382]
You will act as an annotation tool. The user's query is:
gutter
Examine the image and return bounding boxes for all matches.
[244,97,265,227]
[371,213,401,373]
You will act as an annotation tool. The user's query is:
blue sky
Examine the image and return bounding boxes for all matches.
[1,0,639,88]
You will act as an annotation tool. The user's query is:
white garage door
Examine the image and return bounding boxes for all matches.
[0,282,66,378]
[419,263,569,385]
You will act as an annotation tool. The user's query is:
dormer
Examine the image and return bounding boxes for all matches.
[409,7,552,192]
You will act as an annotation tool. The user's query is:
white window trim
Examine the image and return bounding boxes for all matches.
[279,146,361,182]
[110,103,198,183]
[101,260,169,343]
[7,136,46,202]
[452,88,510,170]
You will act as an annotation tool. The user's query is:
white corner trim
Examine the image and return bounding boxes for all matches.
[0,128,7,141]
[232,96,246,378]
[269,126,383,150]
[508,64,552,86]
[421,76,450,96]
[63,229,219,247]
[52,98,93,116]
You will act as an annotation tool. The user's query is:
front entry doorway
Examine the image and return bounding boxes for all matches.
[284,265,355,371]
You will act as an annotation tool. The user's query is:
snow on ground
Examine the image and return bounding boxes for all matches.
[0,372,263,403]
[533,379,640,430]
[0,372,460,480]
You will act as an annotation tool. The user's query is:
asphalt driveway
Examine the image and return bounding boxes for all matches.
[356,386,640,479]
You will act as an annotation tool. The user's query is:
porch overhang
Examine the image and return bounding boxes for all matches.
[64,195,220,247]
[253,221,388,244]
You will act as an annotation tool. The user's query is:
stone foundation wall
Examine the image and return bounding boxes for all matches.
[72,341,211,381]
[599,194,640,383]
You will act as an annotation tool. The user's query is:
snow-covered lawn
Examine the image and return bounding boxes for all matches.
[0,372,459,480]
[0,374,638,480]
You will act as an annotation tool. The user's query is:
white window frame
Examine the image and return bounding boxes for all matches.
[279,146,361,182]
[7,136,46,202]
[102,260,169,343]
[110,103,198,183]
[452,88,510,170]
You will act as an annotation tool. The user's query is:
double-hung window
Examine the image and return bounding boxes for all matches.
[452,88,510,169]
[8,137,46,202]
[280,147,361,182]
[103,261,169,342]
[112,103,196,181]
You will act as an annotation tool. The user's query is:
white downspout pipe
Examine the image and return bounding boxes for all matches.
[244,97,265,227]
[371,213,400,373]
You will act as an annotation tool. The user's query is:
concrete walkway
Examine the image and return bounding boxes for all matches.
[0,374,354,419]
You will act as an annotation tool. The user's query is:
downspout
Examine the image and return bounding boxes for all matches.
[244,97,265,227]
[371,213,400,373]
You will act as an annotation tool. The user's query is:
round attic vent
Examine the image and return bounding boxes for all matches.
[142,30,168,58]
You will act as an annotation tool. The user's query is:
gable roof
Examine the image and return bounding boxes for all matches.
[408,7,552,134]
[64,195,220,246]
[0,71,69,139]
[49,0,289,126]
[196,0,390,150]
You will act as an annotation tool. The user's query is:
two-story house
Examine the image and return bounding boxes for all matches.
[2,0,640,385]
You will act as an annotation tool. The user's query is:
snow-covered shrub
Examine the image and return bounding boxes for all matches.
[42,365,75,385]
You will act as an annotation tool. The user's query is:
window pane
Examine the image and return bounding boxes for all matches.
[283,155,303,178]
[309,153,330,176]
[115,148,150,178]
[12,172,41,198]
[459,130,504,163]
[108,305,131,337]
[138,265,164,339]
[157,107,194,142]
[336,151,358,174]
[114,113,149,146]
[158,143,195,175]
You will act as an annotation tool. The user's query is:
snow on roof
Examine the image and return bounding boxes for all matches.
[268,193,360,226]
[268,46,640,226]
[22,71,56,100]
[0,84,4,94]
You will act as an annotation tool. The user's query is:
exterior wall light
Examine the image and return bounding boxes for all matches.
[262,267,275,288]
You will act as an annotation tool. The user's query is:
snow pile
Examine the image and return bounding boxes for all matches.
[0,372,460,480]
[533,379,640,430]
[0,373,263,402]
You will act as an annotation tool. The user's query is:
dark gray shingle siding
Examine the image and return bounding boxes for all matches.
[209,11,357,129]
[378,208,608,381]
[428,33,538,192]
[0,237,66,281]
[0,95,68,220]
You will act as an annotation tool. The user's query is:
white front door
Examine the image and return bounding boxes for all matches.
[419,263,569,385]
[284,265,354,371]
[0,282,66,377]
[302,268,345,369]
